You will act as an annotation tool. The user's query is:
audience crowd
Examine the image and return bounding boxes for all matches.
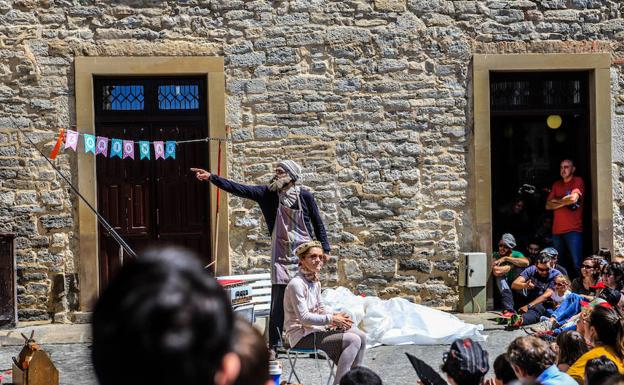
[90,240,624,385]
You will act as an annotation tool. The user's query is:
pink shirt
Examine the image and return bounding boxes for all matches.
[283,272,333,347]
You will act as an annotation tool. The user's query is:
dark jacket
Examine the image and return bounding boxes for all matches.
[210,175,331,253]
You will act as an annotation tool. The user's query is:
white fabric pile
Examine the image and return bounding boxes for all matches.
[322,287,486,347]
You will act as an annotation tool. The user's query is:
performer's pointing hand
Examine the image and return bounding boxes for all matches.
[190,168,211,181]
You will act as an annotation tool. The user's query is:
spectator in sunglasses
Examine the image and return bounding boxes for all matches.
[601,263,624,291]
[511,253,562,326]
[572,257,601,300]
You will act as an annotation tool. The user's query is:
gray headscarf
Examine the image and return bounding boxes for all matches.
[277,160,302,182]
[501,233,516,249]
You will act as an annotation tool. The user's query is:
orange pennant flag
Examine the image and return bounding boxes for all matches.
[50,128,65,160]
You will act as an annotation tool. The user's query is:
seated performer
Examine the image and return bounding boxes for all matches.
[284,241,366,385]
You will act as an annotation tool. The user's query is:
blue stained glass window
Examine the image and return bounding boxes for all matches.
[103,85,144,110]
[158,84,200,110]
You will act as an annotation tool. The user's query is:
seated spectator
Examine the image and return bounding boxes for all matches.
[441,338,490,385]
[600,263,624,291]
[554,331,590,372]
[511,253,562,326]
[492,233,530,317]
[542,247,569,277]
[91,247,240,385]
[284,241,367,385]
[551,275,572,307]
[567,306,624,383]
[507,336,577,385]
[340,367,382,385]
[572,257,601,299]
[485,354,517,385]
[526,238,543,265]
[585,356,619,385]
[232,319,271,385]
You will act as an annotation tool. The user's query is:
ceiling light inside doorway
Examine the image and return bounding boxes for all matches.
[547,114,562,129]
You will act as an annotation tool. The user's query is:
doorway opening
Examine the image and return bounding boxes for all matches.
[490,71,593,267]
[94,76,211,290]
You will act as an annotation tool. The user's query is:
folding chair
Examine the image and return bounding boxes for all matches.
[285,346,336,385]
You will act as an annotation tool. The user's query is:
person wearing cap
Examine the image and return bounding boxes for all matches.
[283,241,366,385]
[546,159,585,275]
[507,336,577,385]
[542,247,569,277]
[191,160,331,351]
[491,233,530,318]
[440,338,490,385]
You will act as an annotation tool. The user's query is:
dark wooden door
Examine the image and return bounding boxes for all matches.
[0,234,16,328]
[94,77,211,291]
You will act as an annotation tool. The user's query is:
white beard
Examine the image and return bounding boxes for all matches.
[268,175,292,192]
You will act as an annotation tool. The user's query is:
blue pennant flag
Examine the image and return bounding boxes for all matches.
[110,138,123,159]
[83,134,96,154]
[139,141,150,160]
[165,141,176,159]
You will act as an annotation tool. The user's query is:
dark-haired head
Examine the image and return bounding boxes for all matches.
[589,306,624,359]
[340,367,382,385]
[493,354,517,385]
[585,356,619,385]
[92,247,240,385]
[602,263,624,290]
[233,319,271,385]
[507,336,557,379]
[556,331,589,366]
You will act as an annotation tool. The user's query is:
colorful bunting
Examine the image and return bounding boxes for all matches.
[50,129,195,161]
[122,140,134,159]
[154,141,165,160]
[64,130,79,151]
[84,134,96,154]
[165,141,176,159]
[50,129,65,160]
[96,136,108,156]
[139,141,150,160]
[110,138,123,159]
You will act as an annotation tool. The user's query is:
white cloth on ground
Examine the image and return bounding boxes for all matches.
[322,287,486,347]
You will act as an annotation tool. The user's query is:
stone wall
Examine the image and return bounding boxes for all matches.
[0,0,623,320]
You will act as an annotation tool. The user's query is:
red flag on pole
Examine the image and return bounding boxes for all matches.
[50,128,65,160]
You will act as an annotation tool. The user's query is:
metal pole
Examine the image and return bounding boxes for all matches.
[17,127,137,259]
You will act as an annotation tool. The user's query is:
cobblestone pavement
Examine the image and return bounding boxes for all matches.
[0,315,525,385]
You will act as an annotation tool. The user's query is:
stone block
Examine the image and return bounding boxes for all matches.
[229,52,266,68]
[374,0,406,12]
[326,26,372,44]
[40,214,74,229]
[18,308,49,321]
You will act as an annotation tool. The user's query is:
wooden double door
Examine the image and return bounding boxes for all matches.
[95,77,211,290]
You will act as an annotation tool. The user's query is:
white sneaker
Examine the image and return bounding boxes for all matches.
[530,319,553,333]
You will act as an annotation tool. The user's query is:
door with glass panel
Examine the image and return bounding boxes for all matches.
[94,77,211,291]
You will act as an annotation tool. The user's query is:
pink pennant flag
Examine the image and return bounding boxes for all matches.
[95,136,109,156]
[122,140,135,159]
[64,130,79,151]
[154,141,165,160]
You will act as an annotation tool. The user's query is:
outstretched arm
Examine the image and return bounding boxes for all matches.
[191,168,265,201]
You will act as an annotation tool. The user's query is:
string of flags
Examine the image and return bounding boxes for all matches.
[50,128,231,161]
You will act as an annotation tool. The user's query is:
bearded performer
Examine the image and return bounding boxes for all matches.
[191,160,331,352]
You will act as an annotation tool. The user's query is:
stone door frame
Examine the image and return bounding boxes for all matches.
[75,57,228,311]
[472,53,612,303]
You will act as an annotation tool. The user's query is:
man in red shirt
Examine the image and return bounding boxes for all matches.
[546,159,584,276]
